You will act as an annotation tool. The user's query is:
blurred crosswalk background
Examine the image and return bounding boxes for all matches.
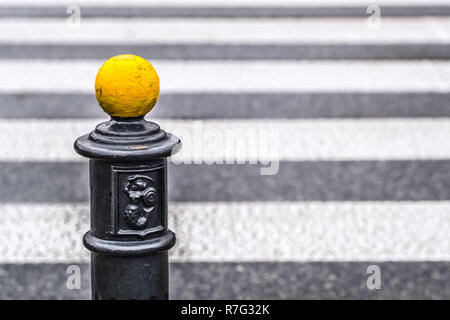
[0,0,450,299]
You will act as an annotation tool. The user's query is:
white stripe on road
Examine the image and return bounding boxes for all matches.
[3,18,450,44]
[1,60,450,93]
[1,119,450,162]
[0,201,448,263]
[2,1,448,8]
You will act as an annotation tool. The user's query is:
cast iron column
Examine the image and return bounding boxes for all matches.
[74,54,181,300]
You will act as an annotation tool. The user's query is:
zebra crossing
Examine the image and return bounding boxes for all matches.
[1,202,449,263]
[2,119,450,161]
[4,60,450,93]
[0,0,449,299]
[6,18,450,45]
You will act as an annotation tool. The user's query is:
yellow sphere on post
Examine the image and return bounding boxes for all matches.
[95,54,160,118]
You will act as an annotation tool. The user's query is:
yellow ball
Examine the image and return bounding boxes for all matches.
[95,54,160,118]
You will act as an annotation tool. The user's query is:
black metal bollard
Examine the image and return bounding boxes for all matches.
[74,55,181,300]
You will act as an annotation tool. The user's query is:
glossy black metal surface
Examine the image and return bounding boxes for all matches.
[74,116,181,300]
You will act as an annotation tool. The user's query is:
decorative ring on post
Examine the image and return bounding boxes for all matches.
[74,54,181,300]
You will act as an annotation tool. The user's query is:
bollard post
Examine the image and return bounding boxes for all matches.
[74,54,181,300]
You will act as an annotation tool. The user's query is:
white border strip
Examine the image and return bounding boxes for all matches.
[1,119,450,162]
[2,18,450,45]
[0,1,448,8]
[0,0,448,7]
[0,201,448,263]
[1,60,450,93]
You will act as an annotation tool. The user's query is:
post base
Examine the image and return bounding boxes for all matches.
[91,252,170,300]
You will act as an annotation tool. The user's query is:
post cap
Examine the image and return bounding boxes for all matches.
[74,54,181,161]
[95,54,160,118]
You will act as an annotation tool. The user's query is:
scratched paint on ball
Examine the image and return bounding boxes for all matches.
[95,54,160,118]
